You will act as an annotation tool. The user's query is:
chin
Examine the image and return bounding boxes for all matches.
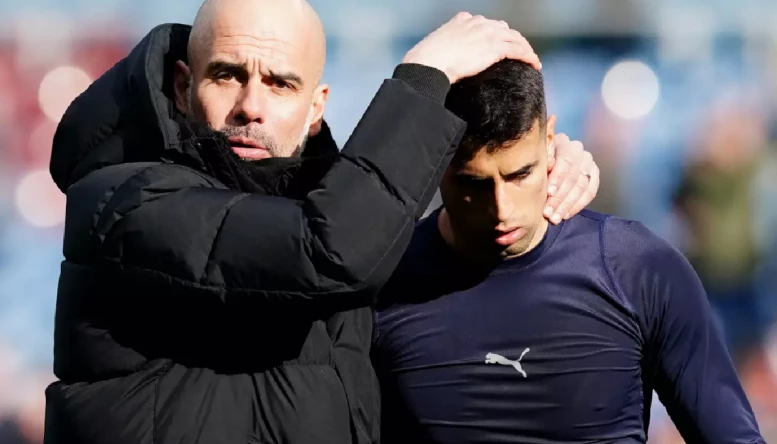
[499,231,536,259]
[500,243,532,259]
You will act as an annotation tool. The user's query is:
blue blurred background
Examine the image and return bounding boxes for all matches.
[0,1,776,442]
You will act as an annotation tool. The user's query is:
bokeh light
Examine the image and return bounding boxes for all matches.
[14,169,66,228]
[601,60,660,121]
[37,65,92,123]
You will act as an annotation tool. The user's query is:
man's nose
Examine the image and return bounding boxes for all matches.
[232,80,266,125]
[490,183,515,224]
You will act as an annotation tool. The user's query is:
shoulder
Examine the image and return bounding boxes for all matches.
[569,210,694,294]
[68,161,220,197]
[65,161,224,219]
[559,209,609,239]
[597,214,701,321]
[574,213,705,340]
[62,162,231,262]
[598,214,686,270]
[568,210,684,268]
[65,161,228,223]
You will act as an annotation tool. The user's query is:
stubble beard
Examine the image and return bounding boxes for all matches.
[185,77,311,161]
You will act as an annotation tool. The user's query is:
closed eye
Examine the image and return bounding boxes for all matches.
[454,175,491,190]
[504,161,539,182]
[506,171,531,182]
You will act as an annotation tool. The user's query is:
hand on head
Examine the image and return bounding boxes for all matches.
[402,12,542,84]
[408,13,600,224]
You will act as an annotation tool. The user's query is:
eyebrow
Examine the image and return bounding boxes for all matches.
[457,161,539,181]
[268,69,304,88]
[204,60,245,80]
[204,61,304,88]
[503,161,539,180]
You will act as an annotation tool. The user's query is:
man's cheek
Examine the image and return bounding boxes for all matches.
[198,90,234,129]
[531,174,550,198]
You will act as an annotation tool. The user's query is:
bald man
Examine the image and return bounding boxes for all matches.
[176,0,330,160]
[45,1,599,443]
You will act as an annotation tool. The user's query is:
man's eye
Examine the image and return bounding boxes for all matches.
[456,177,490,190]
[508,171,532,182]
[215,71,236,81]
[274,80,291,89]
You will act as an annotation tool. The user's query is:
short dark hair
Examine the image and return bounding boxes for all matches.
[445,59,546,166]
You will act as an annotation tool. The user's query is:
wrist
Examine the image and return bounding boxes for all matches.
[392,63,452,104]
[401,56,455,84]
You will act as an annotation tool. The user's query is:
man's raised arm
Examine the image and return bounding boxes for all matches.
[68,13,542,314]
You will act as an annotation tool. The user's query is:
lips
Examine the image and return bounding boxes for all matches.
[228,136,269,160]
[494,227,525,246]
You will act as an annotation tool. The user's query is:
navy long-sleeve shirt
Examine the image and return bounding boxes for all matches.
[373,209,764,443]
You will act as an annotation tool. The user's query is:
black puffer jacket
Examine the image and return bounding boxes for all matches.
[44,24,465,444]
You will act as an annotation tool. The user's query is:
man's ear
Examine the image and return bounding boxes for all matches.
[546,114,557,170]
[173,60,192,114]
[308,84,330,137]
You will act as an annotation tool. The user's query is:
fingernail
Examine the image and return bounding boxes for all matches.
[565,213,570,219]
[544,206,553,217]
[548,185,557,196]
[552,214,562,224]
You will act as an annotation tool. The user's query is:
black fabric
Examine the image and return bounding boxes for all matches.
[171,113,339,197]
[45,23,466,444]
[391,63,451,104]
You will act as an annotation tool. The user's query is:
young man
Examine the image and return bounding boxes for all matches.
[372,60,765,443]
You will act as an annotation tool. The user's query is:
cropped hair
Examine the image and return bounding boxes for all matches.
[445,59,546,165]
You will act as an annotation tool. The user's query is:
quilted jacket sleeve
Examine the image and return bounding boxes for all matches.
[65,78,465,314]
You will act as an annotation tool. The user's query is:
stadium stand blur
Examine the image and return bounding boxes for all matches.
[0,1,776,442]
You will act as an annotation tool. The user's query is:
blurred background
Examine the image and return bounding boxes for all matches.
[0,0,776,442]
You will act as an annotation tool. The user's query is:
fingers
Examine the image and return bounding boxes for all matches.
[544,156,579,224]
[464,14,488,27]
[503,29,541,69]
[566,162,600,218]
[543,156,571,221]
[554,152,594,221]
[546,151,556,172]
[427,12,541,82]
[501,40,541,70]
[453,11,473,22]
[544,134,584,224]
[465,14,541,70]
[546,133,573,196]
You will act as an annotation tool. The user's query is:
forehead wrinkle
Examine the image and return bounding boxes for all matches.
[210,42,295,64]
[210,35,296,58]
[206,37,309,83]
[212,33,294,47]
[189,0,325,83]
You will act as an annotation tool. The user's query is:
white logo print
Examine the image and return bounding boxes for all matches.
[485,348,530,378]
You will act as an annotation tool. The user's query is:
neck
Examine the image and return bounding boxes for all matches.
[438,209,549,263]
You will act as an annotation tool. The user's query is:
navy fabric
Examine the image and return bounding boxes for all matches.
[373,209,764,444]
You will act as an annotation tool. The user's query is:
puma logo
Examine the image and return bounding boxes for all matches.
[485,348,530,378]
